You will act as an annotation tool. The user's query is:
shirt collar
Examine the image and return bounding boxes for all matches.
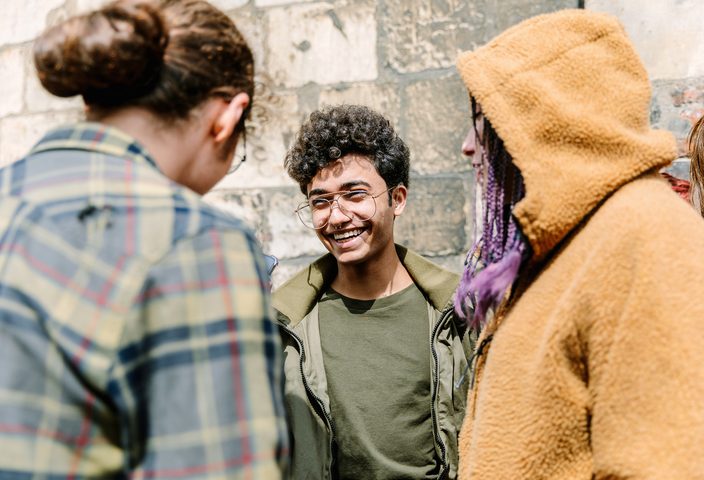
[29,122,161,172]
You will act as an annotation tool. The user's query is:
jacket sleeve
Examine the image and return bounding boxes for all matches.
[588,235,704,479]
[112,227,289,479]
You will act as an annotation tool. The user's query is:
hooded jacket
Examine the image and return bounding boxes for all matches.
[273,245,471,479]
[455,9,704,479]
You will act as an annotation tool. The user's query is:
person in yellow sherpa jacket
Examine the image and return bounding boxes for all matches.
[453,9,704,480]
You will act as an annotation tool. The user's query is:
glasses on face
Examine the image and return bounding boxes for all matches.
[228,120,247,174]
[295,185,397,230]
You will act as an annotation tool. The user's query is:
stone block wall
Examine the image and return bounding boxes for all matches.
[587,0,704,179]
[2,0,600,288]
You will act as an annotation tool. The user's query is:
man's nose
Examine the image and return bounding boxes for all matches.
[327,200,352,225]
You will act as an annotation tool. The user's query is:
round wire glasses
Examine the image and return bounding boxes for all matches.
[295,185,397,229]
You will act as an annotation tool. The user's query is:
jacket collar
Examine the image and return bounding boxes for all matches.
[273,244,459,327]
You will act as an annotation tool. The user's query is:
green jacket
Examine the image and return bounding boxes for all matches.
[272,245,472,479]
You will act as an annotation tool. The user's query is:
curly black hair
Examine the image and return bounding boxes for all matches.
[285,104,410,195]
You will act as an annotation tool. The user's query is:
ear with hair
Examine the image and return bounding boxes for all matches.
[213,92,249,144]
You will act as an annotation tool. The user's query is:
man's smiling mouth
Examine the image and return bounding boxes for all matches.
[332,228,365,242]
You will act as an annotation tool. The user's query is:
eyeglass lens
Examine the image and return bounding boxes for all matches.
[298,191,378,229]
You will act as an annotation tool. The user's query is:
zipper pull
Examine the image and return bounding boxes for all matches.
[454,361,472,389]
[455,334,494,389]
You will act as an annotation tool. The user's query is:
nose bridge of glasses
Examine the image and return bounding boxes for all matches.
[325,194,360,220]
[329,195,345,212]
[327,198,353,223]
[321,192,371,219]
[302,196,348,229]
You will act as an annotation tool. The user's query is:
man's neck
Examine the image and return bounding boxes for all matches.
[331,246,413,300]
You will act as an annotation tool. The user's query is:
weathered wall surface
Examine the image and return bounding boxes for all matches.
[587,0,704,178]
[6,0,651,288]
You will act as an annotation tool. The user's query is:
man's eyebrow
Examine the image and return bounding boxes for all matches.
[307,188,329,197]
[307,181,373,198]
[341,181,372,190]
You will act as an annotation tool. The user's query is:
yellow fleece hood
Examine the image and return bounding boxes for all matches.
[456,9,676,259]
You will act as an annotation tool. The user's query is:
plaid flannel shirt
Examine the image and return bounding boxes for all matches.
[0,123,288,478]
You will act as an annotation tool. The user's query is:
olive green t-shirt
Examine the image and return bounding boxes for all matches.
[318,284,439,479]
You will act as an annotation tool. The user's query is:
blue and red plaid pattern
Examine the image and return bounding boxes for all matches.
[0,123,289,478]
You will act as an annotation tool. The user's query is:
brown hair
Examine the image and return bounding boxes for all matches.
[689,115,704,216]
[33,0,254,124]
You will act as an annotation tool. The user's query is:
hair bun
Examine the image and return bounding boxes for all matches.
[34,1,168,105]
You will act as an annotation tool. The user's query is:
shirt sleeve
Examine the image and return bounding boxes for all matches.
[110,227,289,479]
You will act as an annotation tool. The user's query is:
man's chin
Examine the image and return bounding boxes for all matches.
[331,249,369,266]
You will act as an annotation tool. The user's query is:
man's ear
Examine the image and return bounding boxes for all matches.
[213,92,250,144]
[392,184,408,216]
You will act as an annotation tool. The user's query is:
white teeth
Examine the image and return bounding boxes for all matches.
[333,229,363,241]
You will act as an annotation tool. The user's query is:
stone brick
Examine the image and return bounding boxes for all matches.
[210,0,248,11]
[486,0,578,34]
[228,6,267,77]
[404,75,471,175]
[424,254,465,275]
[380,0,479,74]
[271,256,319,290]
[395,175,472,256]
[587,0,704,79]
[0,0,63,45]
[265,187,328,259]
[0,47,25,117]
[266,1,377,88]
[256,0,317,6]
[651,78,704,156]
[206,188,278,255]
[663,158,691,181]
[209,186,327,260]
[207,189,322,290]
[210,93,304,190]
[203,191,262,236]
[0,109,83,167]
[318,83,402,131]
[74,0,248,19]
[381,0,577,74]
[74,0,107,14]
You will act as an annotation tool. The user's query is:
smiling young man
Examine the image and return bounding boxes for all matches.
[273,105,472,479]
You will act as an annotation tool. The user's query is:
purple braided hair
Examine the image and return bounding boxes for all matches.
[454,99,530,330]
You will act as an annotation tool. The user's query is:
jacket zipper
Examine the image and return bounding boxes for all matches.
[284,308,452,479]
[430,309,451,478]
[281,326,336,474]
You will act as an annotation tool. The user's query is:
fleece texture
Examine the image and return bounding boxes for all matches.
[456,9,704,480]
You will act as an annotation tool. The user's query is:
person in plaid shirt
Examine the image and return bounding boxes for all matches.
[0,0,288,478]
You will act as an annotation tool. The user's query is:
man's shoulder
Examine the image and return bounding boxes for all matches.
[273,253,336,324]
[396,245,460,310]
[396,245,459,277]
